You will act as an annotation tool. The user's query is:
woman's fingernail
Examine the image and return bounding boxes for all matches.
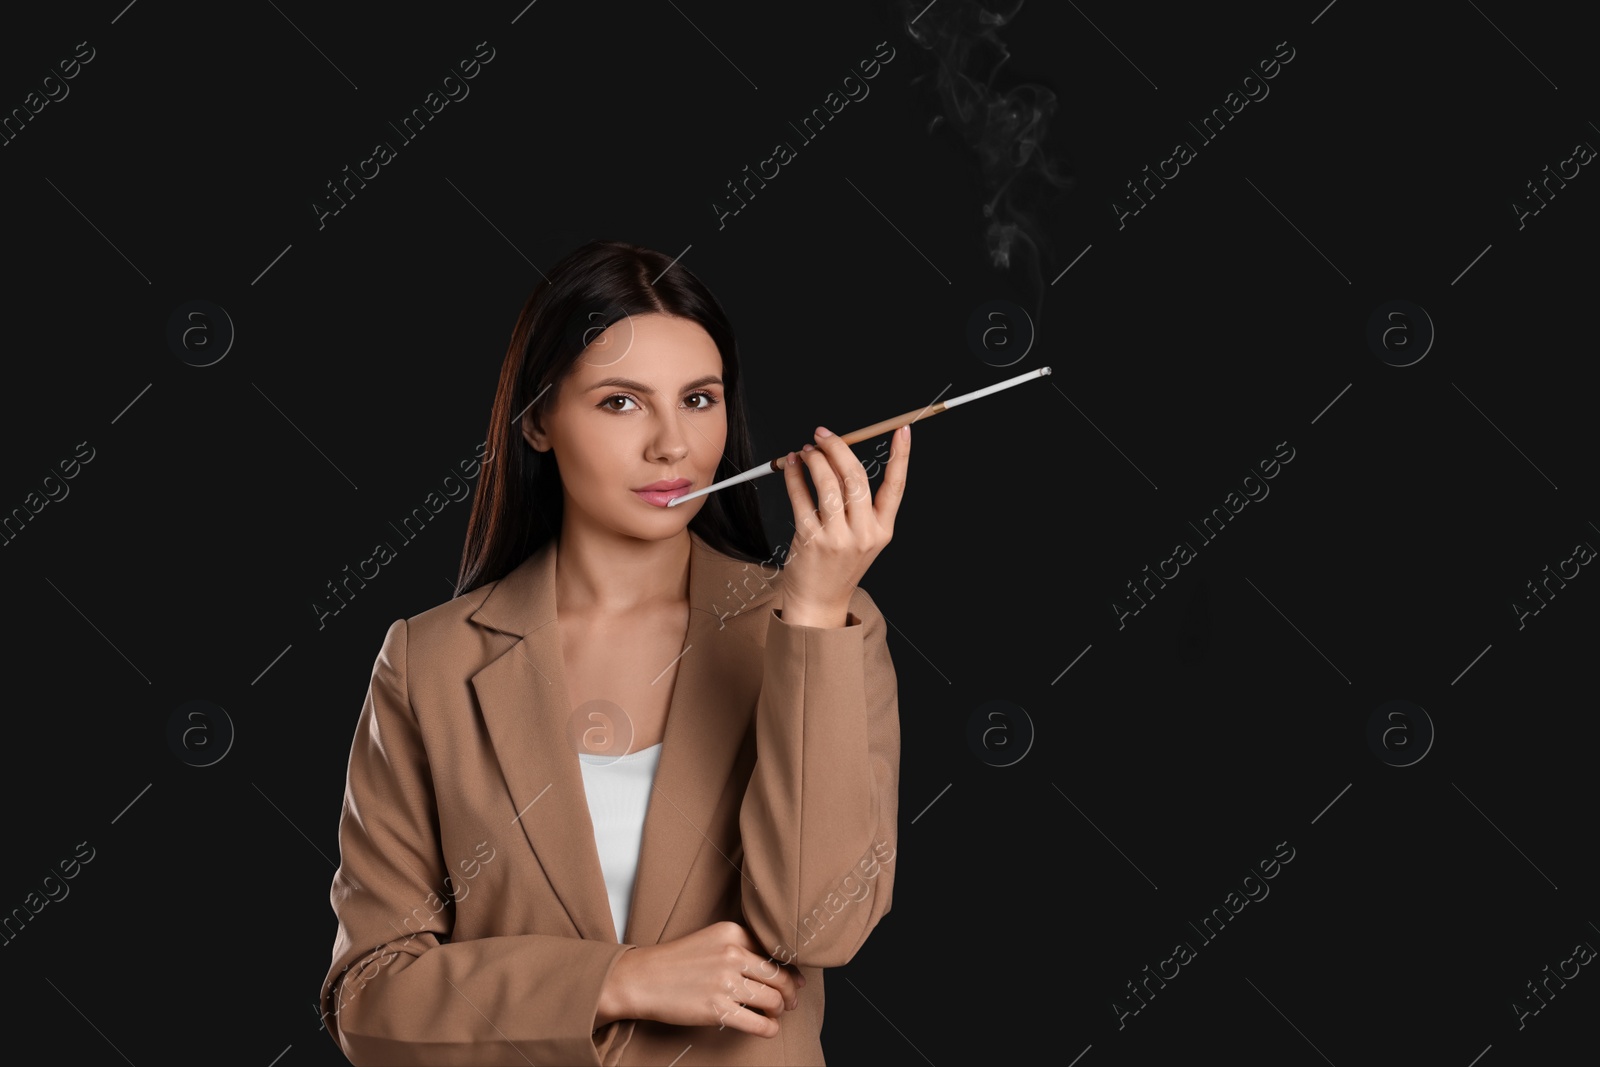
[802,443,814,452]
[785,452,796,467]
[815,426,833,438]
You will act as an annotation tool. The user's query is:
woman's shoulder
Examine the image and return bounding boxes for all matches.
[410,583,495,632]
[365,575,523,674]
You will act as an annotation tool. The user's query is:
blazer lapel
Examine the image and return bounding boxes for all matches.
[467,530,781,947]
[468,541,617,942]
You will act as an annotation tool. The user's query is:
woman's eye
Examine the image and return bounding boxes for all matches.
[602,392,718,412]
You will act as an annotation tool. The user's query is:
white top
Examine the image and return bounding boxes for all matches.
[576,742,664,942]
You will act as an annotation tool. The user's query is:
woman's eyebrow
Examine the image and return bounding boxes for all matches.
[584,375,724,394]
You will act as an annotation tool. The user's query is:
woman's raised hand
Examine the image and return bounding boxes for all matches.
[778,424,910,627]
[597,920,806,1038]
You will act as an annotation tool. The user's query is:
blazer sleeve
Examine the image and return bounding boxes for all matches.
[320,618,637,1067]
[738,584,901,968]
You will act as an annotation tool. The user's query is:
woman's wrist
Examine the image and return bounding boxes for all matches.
[595,945,642,1028]
[780,599,852,629]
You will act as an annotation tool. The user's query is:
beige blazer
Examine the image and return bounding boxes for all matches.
[319,530,901,1065]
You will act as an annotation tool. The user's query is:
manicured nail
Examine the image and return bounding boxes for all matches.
[815,426,833,438]
[785,452,796,467]
[802,443,815,452]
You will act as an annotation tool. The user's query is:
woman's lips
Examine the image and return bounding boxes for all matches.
[633,486,691,507]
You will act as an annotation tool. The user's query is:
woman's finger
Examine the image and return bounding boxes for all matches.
[741,956,801,1008]
[727,971,786,1017]
[781,451,822,545]
[798,436,848,531]
[874,423,910,531]
[716,989,781,1038]
[731,934,798,1007]
[807,427,874,518]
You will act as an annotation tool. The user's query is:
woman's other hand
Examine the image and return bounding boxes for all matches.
[779,423,910,627]
[597,920,806,1037]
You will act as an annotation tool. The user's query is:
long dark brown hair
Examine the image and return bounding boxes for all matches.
[455,239,772,596]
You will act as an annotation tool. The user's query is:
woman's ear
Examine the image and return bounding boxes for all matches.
[521,409,551,453]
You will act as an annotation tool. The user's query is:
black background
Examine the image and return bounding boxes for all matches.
[2,1,1594,1065]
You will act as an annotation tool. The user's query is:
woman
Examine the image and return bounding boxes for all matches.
[319,239,908,1065]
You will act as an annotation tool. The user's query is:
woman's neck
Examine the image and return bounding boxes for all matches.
[554,526,692,617]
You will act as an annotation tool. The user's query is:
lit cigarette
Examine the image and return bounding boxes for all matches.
[666,366,1052,507]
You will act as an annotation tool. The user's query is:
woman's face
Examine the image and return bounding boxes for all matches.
[522,311,729,543]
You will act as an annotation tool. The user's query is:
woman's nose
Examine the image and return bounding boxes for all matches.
[651,419,690,461]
